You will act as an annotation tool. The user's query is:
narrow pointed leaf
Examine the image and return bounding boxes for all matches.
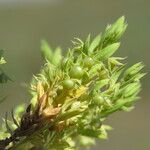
[89,34,101,54]
[95,43,120,60]
[52,47,62,66]
[41,40,53,62]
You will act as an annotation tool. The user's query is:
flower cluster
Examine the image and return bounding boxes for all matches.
[0,17,144,150]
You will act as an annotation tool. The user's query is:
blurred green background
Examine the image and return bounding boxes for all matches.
[0,0,149,149]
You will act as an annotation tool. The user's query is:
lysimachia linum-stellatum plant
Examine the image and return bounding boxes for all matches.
[0,16,145,150]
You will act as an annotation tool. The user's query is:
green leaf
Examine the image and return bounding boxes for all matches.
[122,82,141,98]
[111,65,125,84]
[89,63,102,78]
[101,97,138,117]
[52,47,62,66]
[108,57,125,72]
[41,40,53,62]
[102,16,127,47]
[99,125,112,139]
[123,62,144,80]
[79,128,101,138]
[133,73,146,81]
[95,43,120,60]
[88,34,101,54]
[57,109,84,122]
[83,34,91,54]
[94,79,109,91]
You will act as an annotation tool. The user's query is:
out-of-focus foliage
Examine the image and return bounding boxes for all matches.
[0,17,144,150]
[0,50,10,104]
